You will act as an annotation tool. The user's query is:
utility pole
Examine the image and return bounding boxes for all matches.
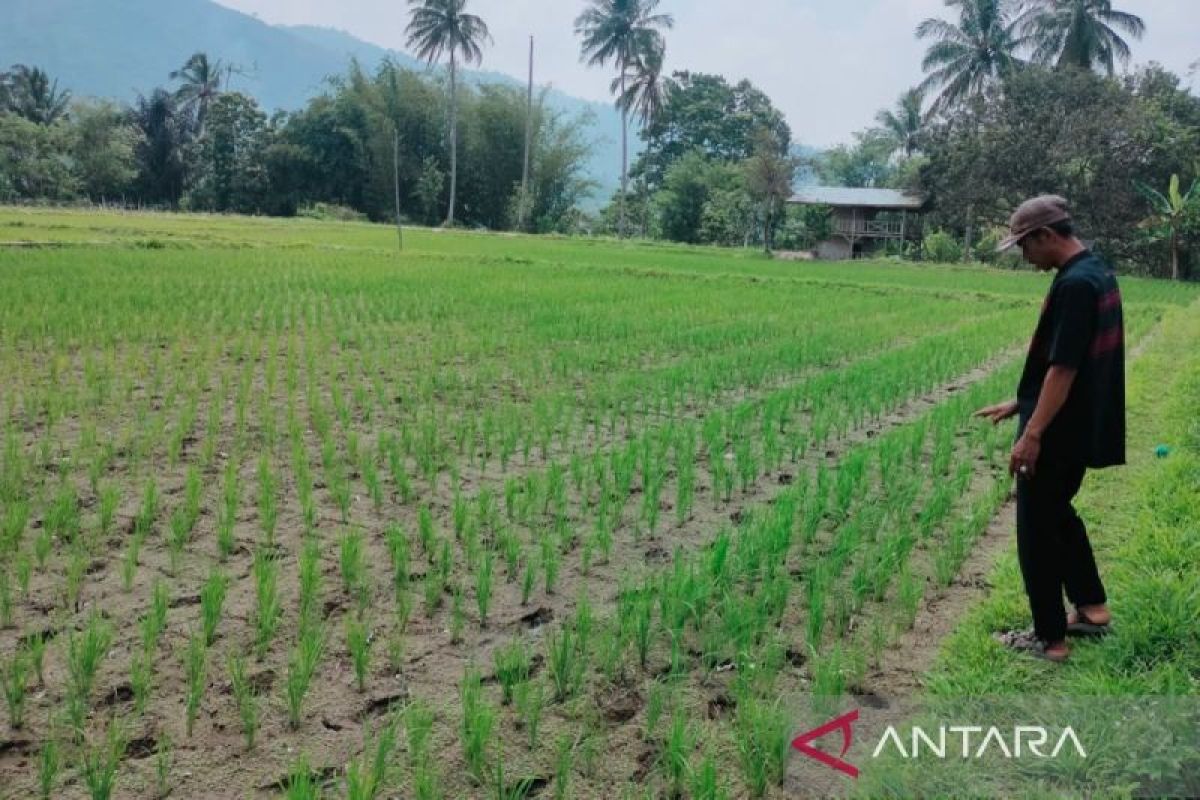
[393,126,404,252]
[519,35,534,231]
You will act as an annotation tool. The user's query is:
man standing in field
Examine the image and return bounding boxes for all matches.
[974,195,1124,663]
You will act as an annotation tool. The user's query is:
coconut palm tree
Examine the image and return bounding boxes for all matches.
[875,88,927,159]
[406,0,492,227]
[1019,0,1144,76]
[575,0,674,236]
[4,65,72,125]
[611,43,672,130]
[916,0,1025,114]
[170,52,225,137]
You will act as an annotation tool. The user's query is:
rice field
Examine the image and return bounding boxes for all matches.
[0,208,1195,799]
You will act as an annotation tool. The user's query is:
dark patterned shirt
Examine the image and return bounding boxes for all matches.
[1017,250,1126,468]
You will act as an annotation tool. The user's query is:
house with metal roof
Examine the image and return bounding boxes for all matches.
[789,187,926,261]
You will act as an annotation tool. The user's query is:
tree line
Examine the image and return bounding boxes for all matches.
[809,0,1200,279]
[0,53,596,232]
[0,0,661,234]
[0,0,804,249]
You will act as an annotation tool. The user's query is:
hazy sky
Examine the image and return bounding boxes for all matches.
[215,0,1198,147]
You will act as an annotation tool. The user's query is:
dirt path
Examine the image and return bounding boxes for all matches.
[866,500,1015,697]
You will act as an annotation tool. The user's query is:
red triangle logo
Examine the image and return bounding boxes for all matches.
[791,708,859,778]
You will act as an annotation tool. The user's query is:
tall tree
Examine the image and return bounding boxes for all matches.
[575,0,674,237]
[406,0,492,227]
[3,65,72,125]
[655,150,735,244]
[1020,0,1144,76]
[71,100,138,200]
[131,89,188,206]
[632,72,791,188]
[280,92,373,212]
[916,0,1025,113]
[170,52,225,137]
[0,114,78,199]
[743,130,797,254]
[875,88,928,159]
[185,92,273,213]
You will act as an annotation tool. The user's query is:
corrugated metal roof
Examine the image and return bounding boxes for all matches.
[789,187,925,209]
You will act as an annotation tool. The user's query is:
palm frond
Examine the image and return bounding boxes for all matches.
[1026,0,1144,74]
[406,0,490,68]
[1099,8,1145,38]
[916,17,971,45]
[921,40,972,72]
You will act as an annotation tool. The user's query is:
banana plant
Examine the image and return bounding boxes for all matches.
[1136,173,1199,281]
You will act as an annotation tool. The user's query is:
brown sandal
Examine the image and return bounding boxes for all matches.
[1066,607,1111,637]
[993,628,1069,662]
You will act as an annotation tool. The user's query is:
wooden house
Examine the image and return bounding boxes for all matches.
[789,187,926,260]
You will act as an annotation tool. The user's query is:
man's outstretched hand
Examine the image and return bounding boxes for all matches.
[973,400,1019,425]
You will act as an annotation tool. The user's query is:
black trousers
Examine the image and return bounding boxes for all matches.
[1014,456,1108,642]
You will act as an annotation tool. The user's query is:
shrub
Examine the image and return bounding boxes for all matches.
[297,203,368,223]
[975,225,1025,268]
[923,229,963,263]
